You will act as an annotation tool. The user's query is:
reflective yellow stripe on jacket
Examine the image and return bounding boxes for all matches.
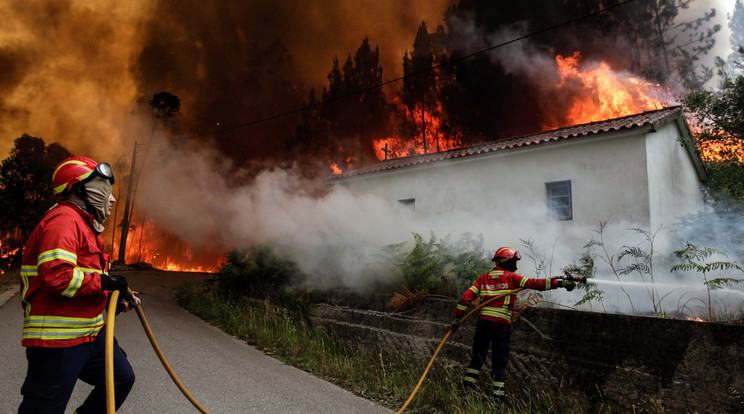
[480,270,513,322]
[20,265,36,311]
[38,248,77,266]
[23,314,104,341]
[29,249,102,298]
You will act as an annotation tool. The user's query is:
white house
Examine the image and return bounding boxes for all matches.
[327,106,707,248]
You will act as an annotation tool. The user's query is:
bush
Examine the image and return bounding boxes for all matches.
[217,245,306,305]
[389,232,492,297]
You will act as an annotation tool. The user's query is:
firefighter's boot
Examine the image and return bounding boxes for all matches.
[491,379,505,410]
[461,367,480,396]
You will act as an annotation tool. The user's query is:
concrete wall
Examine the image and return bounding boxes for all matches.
[307,290,744,414]
[645,120,707,232]
[334,126,707,248]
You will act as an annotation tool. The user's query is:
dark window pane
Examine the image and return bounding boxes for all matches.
[545,180,572,221]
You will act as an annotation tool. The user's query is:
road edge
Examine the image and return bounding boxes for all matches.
[0,286,19,307]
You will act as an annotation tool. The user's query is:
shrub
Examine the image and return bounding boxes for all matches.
[388,232,492,297]
[217,245,307,306]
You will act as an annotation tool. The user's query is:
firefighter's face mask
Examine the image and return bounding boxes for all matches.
[500,258,518,272]
[84,177,114,222]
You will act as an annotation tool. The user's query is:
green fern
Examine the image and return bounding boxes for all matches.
[671,243,744,321]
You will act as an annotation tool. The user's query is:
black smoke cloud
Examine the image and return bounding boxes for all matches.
[440,0,665,141]
[0,0,454,162]
[132,0,457,167]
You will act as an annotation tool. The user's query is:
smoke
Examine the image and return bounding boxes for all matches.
[0,0,155,160]
[136,137,417,287]
[136,135,743,319]
[0,0,455,160]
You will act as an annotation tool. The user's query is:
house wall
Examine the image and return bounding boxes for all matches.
[335,128,662,245]
[645,120,706,232]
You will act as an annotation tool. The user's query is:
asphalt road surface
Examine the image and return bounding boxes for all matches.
[0,271,394,414]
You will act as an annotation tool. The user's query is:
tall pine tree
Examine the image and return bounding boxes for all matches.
[292,37,389,173]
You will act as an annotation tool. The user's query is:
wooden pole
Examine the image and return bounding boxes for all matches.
[117,142,139,263]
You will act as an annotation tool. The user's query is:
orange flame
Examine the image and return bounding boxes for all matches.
[371,52,678,162]
[547,52,672,128]
[0,239,20,274]
[113,219,222,272]
[373,97,462,161]
[330,163,342,175]
[685,316,704,322]
[696,140,744,162]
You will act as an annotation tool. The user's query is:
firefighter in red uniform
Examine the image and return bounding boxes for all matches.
[451,247,575,406]
[18,156,140,414]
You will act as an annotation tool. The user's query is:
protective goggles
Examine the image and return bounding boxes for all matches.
[83,162,115,185]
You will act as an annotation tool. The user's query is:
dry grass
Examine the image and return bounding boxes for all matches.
[176,280,595,413]
[387,285,428,312]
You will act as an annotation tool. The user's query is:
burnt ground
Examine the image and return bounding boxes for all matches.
[306,289,744,414]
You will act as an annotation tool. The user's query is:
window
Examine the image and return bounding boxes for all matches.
[546,180,572,221]
[398,198,415,212]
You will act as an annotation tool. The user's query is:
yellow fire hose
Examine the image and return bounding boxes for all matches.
[105,288,210,414]
[396,275,563,413]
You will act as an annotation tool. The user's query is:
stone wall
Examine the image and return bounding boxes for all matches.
[306,289,744,414]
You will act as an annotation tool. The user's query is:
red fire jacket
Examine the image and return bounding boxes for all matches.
[455,267,559,325]
[20,201,110,347]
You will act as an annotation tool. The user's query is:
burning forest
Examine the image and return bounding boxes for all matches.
[0,0,738,280]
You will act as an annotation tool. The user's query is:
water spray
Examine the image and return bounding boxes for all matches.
[583,277,717,292]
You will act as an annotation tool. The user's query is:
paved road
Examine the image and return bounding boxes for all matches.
[0,271,393,414]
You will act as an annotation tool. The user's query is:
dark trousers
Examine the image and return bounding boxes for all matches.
[18,324,135,414]
[463,319,512,397]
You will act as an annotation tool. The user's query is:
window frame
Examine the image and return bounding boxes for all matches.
[545,180,573,221]
[397,198,415,212]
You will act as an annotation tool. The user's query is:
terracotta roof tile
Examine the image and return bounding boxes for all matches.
[329,106,685,180]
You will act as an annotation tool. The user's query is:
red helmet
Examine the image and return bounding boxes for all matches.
[52,156,114,196]
[492,247,520,263]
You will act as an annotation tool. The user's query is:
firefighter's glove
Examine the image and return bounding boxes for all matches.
[558,280,575,292]
[101,273,129,296]
[450,318,461,332]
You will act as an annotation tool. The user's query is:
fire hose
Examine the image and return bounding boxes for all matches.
[396,272,585,413]
[105,288,210,414]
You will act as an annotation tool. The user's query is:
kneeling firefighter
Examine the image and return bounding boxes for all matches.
[18,156,140,414]
[450,247,580,404]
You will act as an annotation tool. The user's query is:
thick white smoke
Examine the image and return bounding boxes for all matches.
[138,137,744,319]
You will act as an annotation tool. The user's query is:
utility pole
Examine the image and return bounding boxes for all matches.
[381,143,392,160]
[421,103,427,154]
[117,141,139,263]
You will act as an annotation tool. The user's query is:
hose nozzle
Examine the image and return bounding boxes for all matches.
[563,270,587,284]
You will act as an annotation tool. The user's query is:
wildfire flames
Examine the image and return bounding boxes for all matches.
[0,240,20,274]
[113,219,223,273]
[358,51,676,166]
[373,97,463,162]
[548,52,669,128]
[696,140,744,162]
[685,316,705,322]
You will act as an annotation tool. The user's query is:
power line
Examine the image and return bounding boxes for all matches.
[181,0,637,140]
